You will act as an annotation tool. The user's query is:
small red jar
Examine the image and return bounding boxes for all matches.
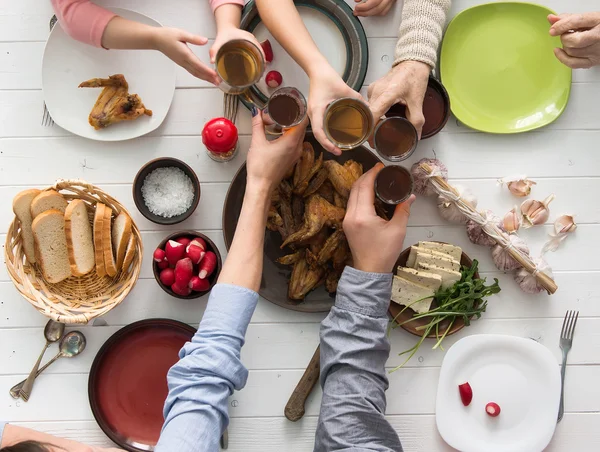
[202,117,239,162]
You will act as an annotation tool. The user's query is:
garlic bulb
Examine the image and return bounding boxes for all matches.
[411,158,448,196]
[515,257,553,294]
[502,206,522,233]
[498,175,536,197]
[466,210,500,247]
[491,234,530,272]
[437,184,478,224]
[542,215,577,253]
[521,194,555,228]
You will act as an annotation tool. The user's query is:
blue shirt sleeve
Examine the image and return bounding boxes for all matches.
[155,283,259,452]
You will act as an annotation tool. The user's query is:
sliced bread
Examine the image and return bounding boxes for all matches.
[103,206,117,277]
[94,204,106,277]
[13,189,42,263]
[32,209,71,284]
[122,235,137,271]
[65,199,95,276]
[111,212,132,270]
[31,190,68,219]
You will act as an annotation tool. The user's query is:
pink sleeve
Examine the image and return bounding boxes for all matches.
[51,0,117,48]
[210,0,245,13]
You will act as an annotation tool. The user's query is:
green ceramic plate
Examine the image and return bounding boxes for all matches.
[440,2,572,134]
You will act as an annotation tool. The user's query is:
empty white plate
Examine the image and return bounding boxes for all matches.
[436,334,560,452]
[42,8,176,141]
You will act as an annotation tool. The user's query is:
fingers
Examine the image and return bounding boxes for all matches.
[549,13,597,36]
[547,14,561,26]
[553,47,593,68]
[310,109,342,156]
[350,163,383,218]
[368,91,393,122]
[182,32,209,46]
[562,44,598,58]
[209,45,218,65]
[354,0,389,17]
[182,47,219,84]
[561,29,598,48]
[405,98,426,139]
[251,108,267,144]
[390,194,415,229]
[285,116,309,141]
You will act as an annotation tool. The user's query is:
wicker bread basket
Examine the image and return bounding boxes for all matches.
[4,179,143,324]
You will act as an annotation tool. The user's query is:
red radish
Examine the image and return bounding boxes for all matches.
[159,268,176,286]
[186,244,205,265]
[165,240,186,263]
[176,237,192,247]
[458,382,473,406]
[153,248,166,263]
[157,260,170,270]
[174,258,194,286]
[260,39,273,63]
[189,276,210,292]
[190,238,206,251]
[266,71,282,88]
[199,251,217,279]
[171,282,192,297]
[485,402,501,417]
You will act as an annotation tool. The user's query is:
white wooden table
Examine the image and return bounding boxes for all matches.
[1,1,599,450]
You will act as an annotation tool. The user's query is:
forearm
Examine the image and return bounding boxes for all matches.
[214,2,242,31]
[314,267,402,452]
[217,182,271,292]
[395,0,451,69]
[1,424,122,451]
[101,16,160,50]
[255,0,330,77]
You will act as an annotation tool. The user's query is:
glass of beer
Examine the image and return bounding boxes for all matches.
[323,98,374,150]
[374,165,414,205]
[215,39,265,94]
[263,87,307,134]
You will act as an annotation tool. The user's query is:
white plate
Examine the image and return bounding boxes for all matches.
[42,8,176,141]
[436,334,560,452]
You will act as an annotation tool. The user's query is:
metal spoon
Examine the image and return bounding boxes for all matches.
[14,331,86,401]
[16,320,65,401]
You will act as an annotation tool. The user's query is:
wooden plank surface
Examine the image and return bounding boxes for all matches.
[1,0,599,450]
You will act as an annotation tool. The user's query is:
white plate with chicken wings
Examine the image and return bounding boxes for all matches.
[42,8,176,141]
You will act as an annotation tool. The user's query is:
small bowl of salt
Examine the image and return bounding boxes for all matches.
[133,157,200,225]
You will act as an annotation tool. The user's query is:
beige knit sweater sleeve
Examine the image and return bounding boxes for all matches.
[394,0,452,69]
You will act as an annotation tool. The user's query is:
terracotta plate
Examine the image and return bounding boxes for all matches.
[89,319,195,451]
[388,244,478,338]
[222,133,382,312]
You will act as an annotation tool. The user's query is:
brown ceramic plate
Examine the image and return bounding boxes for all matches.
[222,132,382,312]
[89,319,195,452]
[388,243,478,338]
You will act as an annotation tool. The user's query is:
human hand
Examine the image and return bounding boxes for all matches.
[343,163,415,274]
[153,28,219,85]
[548,13,600,68]
[246,108,308,192]
[354,0,397,17]
[210,25,265,65]
[308,66,364,156]
[368,60,430,138]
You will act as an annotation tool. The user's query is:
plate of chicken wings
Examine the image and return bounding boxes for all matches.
[42,8,175,141]
[223,133,384,312]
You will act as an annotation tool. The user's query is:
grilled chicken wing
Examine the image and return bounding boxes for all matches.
[288,253,326,300]
[303,167,328,198]
[79,74,152,130]
[324,160,356,198]
[315,230,346,267]
[281,195,345,248]
[293,142,315,188]
[316,180,335,204]
[344,160,363,181]
[325,268,344,293]
[277,251,303,265]
[294,152,323,195]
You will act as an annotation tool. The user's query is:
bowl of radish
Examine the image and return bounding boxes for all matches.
[152,231,222,299]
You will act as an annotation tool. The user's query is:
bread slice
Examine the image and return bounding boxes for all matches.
[32,209,71,284]
[111,212,132,270]
[65,199,95,276]
[13,189,42,263]
[122,235,136,271]
[94,204,106,277]
[31,190,68,219]
[103,206,117,277]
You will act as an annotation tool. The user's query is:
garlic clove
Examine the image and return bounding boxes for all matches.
[502,206,522,233]
[554,214,577,234]
[521,194,555,228]
[506,179,537,197]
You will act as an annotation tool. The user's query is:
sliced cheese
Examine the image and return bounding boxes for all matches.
[414,251,460,272]
[418,241,462,261]
[391,276,435,314]
[396,267,442,292]
[418,263,461,290]
[406,246,458,268]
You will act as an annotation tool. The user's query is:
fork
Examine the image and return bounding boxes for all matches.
[41,15,57,127]
[223,93,239,123]
[558,310,579,422]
